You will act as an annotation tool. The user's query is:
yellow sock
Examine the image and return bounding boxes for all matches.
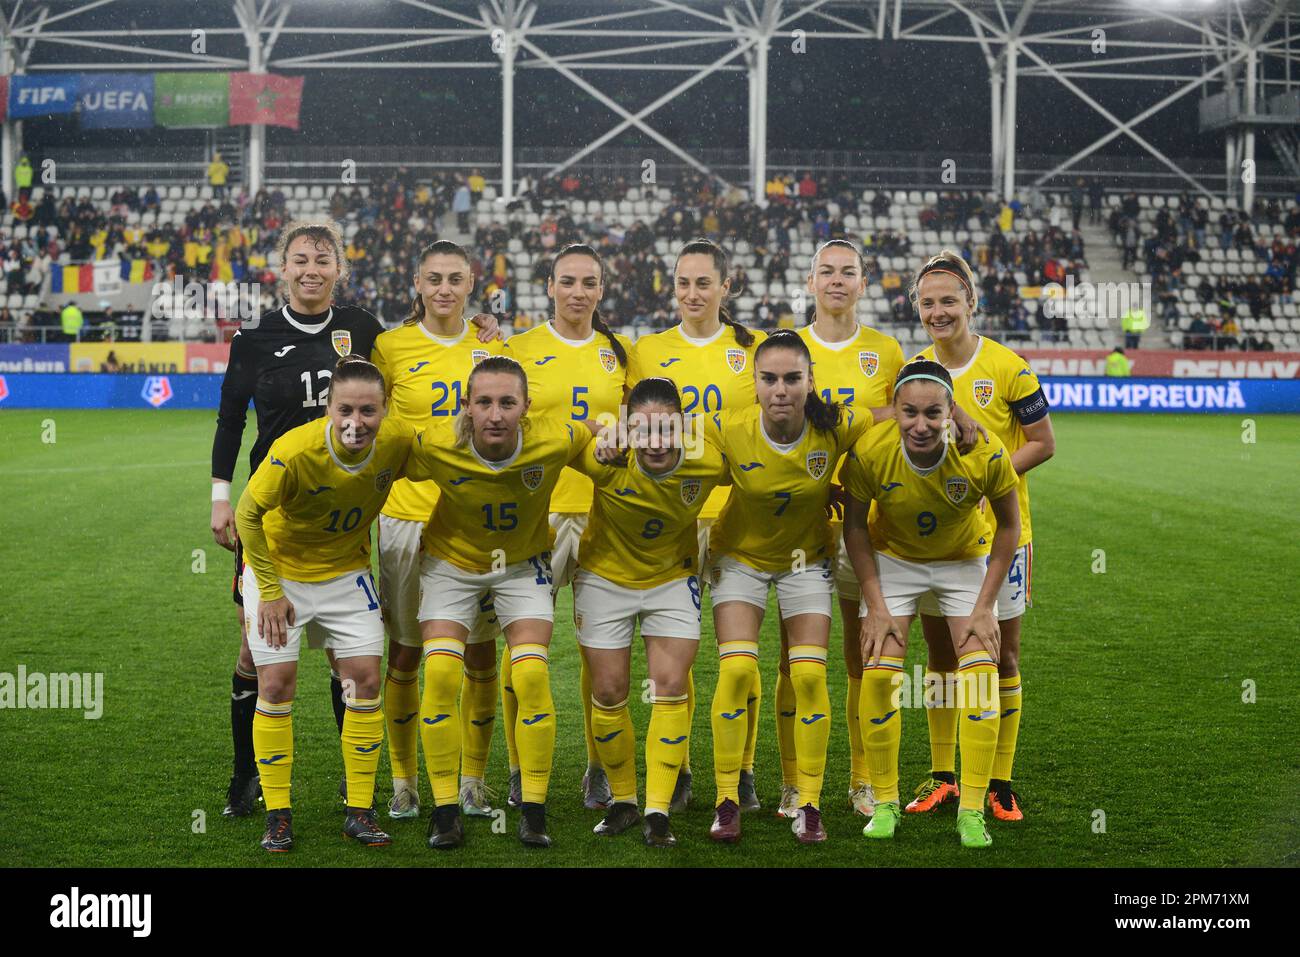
[341,695,383,810]
[510,644,556,803]
[460,664,498,781]
[253,697,293,810]
[860,658,904,804]
[741,666,761,774]
[846,674,870,787]
[925,669,958,775]
[419,637,464,807]
[579,653,600,769]
[590,697,637,804]
[789,645,830,809]
[383,667,419,784]
[775,668,797,787]
[991,673,1022,782]
[682,669,694,774]
[957,651,1001,811]
[645,693,689,816]
[500,644,519,771]
[711,641,758,806]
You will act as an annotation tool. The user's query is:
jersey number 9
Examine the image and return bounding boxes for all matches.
[917,511,937,536]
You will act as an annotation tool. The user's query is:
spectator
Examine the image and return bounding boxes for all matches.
[60,301,84,342]
[1121,303,1147,349]
[207,152,229,201]
[1088,177,1104,224]
[1069,178,1085,230]
[1121,216,1139,269]
[1104,347,1131,377]
[14,154,32,201]
[453,179,472,232]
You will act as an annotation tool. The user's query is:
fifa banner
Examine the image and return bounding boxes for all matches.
[0,373,221,409]
[1018,348,1300,379]
[79,74,153,129]
[153,72,228,128]
[69,343,186,374]
[7,74,80,119]
[1042,377,1300,413]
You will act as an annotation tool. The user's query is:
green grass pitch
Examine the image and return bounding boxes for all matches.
[1,409,1296,868]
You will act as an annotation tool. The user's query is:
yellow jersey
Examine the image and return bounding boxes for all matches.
[507,321,632,513]
[706,404,868,573]
[371,318,509,523]
[570,428,730,588]
[406,414,593,573]
[629,322,767,520]
[915,335,1047,547]
[841,419,1019,563]
[242,415,416,588]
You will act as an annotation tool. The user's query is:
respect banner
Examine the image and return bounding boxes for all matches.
[153,72,228,128]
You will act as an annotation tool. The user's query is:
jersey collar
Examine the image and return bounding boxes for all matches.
[806,322,862,352]
[759,416,808,455]
[545,320,595,348]
[325,419,377,474]
[417,317,469,346]
[899,435,948,476]
[936,335,984,378]
[470,429,523,471]
[282,305,333,335]
[675,322,725,347]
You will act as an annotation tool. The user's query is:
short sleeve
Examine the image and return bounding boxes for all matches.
[983,440,1020,501]
[841,437,874,504]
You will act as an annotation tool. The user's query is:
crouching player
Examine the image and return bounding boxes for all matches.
[235,355,414,852]
[570,377,730,846]
[403,356,593,849]
[841,359,1020,848]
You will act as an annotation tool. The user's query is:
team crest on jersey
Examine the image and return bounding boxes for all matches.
[375,468,393,493]
[973,379,994,408]
[726,348,747,374]
[471,349,489,365]
[859,351,880,377]
[806,449,829,479]
[521,465,545,491]
[945,477,969,505]
[598,348,617,374]
[331,330,352,357]
[680,479,701,506]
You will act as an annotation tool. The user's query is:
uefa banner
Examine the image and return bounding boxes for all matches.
[79,73,154,129]
[1041,377,1300,413]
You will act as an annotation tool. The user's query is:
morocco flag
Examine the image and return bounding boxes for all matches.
[229,73,303,130]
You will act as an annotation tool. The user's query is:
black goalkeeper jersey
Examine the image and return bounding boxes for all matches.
[211,304,384,481]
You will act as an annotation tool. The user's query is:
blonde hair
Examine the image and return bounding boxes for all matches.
[909,248,977,312]
[274,220,350,301]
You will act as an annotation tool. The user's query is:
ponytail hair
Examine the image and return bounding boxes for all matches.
[405,240,474,326]
[893,358,955,409]
[628,376,683,414]
[675,237,755,347]
[909,248,978,311]
[454,355,530,448]
[550,243,627,367]
[327,353,386,400]
[755,330,841,434]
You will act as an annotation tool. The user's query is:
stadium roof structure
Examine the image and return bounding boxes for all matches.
[1,0,1297,206]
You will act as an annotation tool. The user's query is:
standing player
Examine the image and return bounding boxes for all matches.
[569,377,730,846]
[406,356,593,849]
[211,222,384,818]
[629,238,766,812]
[371,240,508,823]
[906,251,1055,822]
[791,239,905,820]
[841,359,1021,848]
[504,244,632,811]
[235,355,414,851]
[704,331,868,844]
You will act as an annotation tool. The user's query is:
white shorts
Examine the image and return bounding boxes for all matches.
[709,554,834,621]
[870,552,994,620]
[378,515,500,647]
[418,553,555,632]
[242,567,385,667]
[573,569,702,649]
[832,525,861,603]
[549,513,587,589]
[918,543,1030,622]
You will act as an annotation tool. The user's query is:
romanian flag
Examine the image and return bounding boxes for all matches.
[119,258,155,284]
[50,263,94,294]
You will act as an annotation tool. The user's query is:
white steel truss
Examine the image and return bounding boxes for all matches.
[1,0,1296,203]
